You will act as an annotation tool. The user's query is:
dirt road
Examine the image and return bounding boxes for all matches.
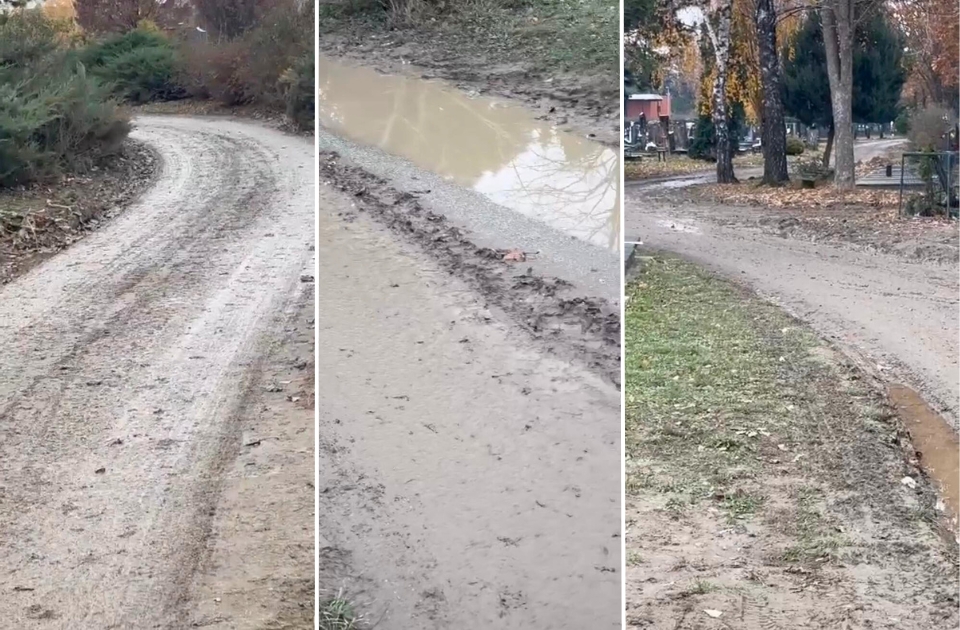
[316,130,621,625]
[0,116,314,628]
[626,199,959,426]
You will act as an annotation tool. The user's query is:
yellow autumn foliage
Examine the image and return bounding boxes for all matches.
[697,0,805,124]
[42,0,75,20]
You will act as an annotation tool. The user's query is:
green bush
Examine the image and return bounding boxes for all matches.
[0,11,62,80]
[785,136,804,155]
[688,115,716,161]
[0,11,130,188]
[97,45,184,103]
[0,60,129,187]
[82,29,185,103]
[689,104,746,162]
[80,29,170,67]
[282,54,314,132]
[895,110,910,136]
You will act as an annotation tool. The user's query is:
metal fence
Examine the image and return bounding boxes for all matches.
[898,151,960,218]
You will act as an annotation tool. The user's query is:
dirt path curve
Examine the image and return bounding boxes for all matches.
[317,184,621,628]
[0,116,314,628]
[626,201,959,427]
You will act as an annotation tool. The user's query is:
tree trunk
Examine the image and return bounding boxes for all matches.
[756,0,788,184]
[822,121,835,167]
[705,0,737,183]
[821,0,855,188]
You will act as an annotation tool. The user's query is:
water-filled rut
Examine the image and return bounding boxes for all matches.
[318,57,620,253]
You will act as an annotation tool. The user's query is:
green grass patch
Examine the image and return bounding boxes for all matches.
[625,256,811,506]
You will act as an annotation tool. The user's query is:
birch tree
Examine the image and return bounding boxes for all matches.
[701,0,737,183]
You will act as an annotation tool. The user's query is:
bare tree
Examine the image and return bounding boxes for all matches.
[195,0,258,41]
[756,0,789,183]
[75,0,190,33]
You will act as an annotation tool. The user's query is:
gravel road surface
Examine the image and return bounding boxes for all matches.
[0,116,314,628]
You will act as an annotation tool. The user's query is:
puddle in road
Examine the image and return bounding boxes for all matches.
[887,384,959,526]
[317,57,619,251]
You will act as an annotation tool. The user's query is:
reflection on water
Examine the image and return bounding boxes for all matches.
[318,57,620,251]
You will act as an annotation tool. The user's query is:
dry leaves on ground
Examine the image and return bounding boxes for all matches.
[697,183,901,211]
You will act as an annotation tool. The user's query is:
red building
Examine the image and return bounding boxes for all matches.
[625,93,672,122]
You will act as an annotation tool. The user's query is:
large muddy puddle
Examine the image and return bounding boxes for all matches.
[317,57,620,251]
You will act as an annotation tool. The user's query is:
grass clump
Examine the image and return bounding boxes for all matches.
[319,592,363,630]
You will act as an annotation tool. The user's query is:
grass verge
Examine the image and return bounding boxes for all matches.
[624,254,958,628]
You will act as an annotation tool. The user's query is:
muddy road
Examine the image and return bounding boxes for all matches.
[0,116,314,628]
[626,198,959,428]
[317,61,621,628]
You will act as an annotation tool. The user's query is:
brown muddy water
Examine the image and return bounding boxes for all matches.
[888,384,959,528]
[317,57,620,251]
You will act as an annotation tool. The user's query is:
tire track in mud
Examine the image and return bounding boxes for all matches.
[316,188,621,628]
[319,151,621,387]
[0,116,314,628]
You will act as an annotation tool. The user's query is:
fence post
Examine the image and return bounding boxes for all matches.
[898,154,905,217]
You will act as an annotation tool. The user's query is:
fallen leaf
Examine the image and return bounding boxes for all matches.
[502,249,526,262]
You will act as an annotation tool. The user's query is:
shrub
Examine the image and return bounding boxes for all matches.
[81,28,185,103]
[0,11,129,187]
[232,0,312,108]
[907,105,953,151]
[791,156,833,182]
[0,59,129,186]
[281,54,314,131]
[689,103,746,162]
[895,109,910,136]
[80,28,170,67]
[0,10,80,82]
[178,0,314,122]
[178,40,248,104]
[785,136,804,155]
[96,45,184,103]
[688,115,716,161]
